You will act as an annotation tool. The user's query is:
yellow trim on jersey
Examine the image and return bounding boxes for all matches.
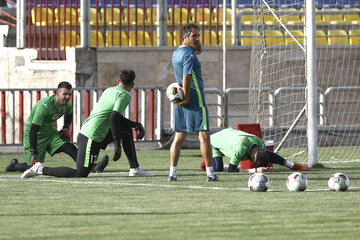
[192,70,208,130]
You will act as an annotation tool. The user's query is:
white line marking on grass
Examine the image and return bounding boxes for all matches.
[1,177,360,192]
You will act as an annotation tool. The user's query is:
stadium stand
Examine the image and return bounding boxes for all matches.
[327,29,349,45]
[129,30,151,46]
[284,30,304,45]
[265,30,285,45]
[168,7,189,26]
[101,8,125,26]
[31,7,56,26]
[105,30,129,46]
[89,8,104,26]
[58,30,79,49]
[191,7,213,27]
[219,30,232,46]
[90,30,105,47]
[349,29,360,45]
[54,8,78,26]
[240,30,260,46]
[316,29,328,45]
[123,8,146,26]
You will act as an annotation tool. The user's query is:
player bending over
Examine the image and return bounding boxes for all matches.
[21,69,152,179]
[200,128,309,173]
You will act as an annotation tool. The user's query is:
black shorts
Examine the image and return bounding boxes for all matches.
[76,133,103,177]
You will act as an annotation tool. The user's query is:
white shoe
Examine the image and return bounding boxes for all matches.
[21,162,43,179]
[129,167,154,177]
[223,165,229,171]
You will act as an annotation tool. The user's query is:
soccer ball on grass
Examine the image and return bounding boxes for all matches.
[286,172,308,192]
[248,173,270,192]
[328,173,350,192]
[166,82,184,103]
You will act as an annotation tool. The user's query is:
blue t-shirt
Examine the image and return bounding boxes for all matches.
[172,45,207,108]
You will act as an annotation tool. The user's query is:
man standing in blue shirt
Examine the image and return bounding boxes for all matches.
[168,23,218,182]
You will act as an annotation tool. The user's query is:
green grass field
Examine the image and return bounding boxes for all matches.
[1,149,360,240]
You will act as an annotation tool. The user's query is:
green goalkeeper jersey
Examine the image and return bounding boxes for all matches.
[210,128,266,167]
[23,95,72,149]
[80,86,131,142]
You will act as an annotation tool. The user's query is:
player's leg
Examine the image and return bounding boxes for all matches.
[74,133,100,177]
[53,142,78,162]
[266,150,309,171]
[198,130,217,181]
[5,158,29,172]
[168,131,186,181]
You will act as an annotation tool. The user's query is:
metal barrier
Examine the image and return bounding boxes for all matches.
[0,86,163,146]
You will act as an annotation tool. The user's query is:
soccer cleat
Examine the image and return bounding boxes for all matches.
[206,175,219,182]
[20,162,43,179]
[167,176,177,181]
[92,155,109,173]
[5,158,18,172]
[292,164,309,171]
[129,167,154,177]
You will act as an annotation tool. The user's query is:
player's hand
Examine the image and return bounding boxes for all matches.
[135,123,145,140]
[256,166,273,173]
[113,144,122,161]
[59,128,71,141]
[30,153,40,166]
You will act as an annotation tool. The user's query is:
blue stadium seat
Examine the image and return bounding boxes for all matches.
[293,0,304,9]
[316,0,338,8]
[338,0,360,8]
[167,0,195,8]
[237,0,254,8]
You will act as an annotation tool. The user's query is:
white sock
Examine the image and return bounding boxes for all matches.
[169,166,176,177]
[206,166,214,178]
[285,160,294,169]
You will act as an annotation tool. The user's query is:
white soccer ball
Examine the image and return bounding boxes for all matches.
[328,173,350,192]
[166,82,184,103]
[248,173,270,192]
[286,172,308,192]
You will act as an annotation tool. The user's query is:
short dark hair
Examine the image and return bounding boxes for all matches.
[181,23,200,39]
[57,81,72,90]
[119,69,136,86]
[254,150,270,167]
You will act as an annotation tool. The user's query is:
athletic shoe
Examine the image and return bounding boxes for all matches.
[206,175,219,182]
[167,176,177,181]
[20,162,43,179]
[92,155,109,173]
[129,167,154,177]
[292,164,310,171]
[5,158,18,172]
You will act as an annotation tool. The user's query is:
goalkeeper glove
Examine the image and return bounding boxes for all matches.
[30,149,40,166]
[59,128,71,141]
[135,123,145,140]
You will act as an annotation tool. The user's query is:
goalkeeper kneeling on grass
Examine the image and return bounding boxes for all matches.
[200,128,309,173]
[21,69,153,179]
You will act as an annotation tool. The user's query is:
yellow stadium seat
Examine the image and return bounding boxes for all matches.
[91,30,105,47]
[201,30,218,46]
[285,30,304,46]
[213,8,232,26]
[343,8,360,24]
[31,8,57,26]
[263,9,279,25]
[173,30,182,46]
[315,9,328,24]
[265,30,284,45]
[145,8,158,26]
[349,29,360,45]
[238,8,259,25]
[322,9,347,24]
[58,30,79,49]
[123,8,146,26]
[168,8,190,26]
[191,8,213,27]
[54,8,78,26]
[101,8,126,26]
[129,31,151,46]
[151,31,173,46]
[240,30,261,46]
[328,29,349,45]
[105,30,129,46]
[89,8,104,26]
[279,8,303,25]
[219,30,232,46]
[316,30,327,45]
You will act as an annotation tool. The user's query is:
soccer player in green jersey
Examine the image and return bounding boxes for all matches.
[200,128,309,173]
[6,82,108,174]
[21,69,153,178]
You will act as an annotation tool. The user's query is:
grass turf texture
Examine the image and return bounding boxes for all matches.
[1,149,360,240]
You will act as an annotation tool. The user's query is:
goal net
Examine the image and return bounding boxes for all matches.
[248,0,360,165]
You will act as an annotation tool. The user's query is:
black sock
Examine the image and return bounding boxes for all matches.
[43,167,77,178]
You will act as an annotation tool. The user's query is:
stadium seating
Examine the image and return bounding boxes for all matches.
[263,9,279,25]
[145,8,158,26]
[279,8,303,25]
[240,30,260,46]
[123,8,146,26]
[238,8,258,25]
[89,8,104,26]
[191,8,213,27]
[105,30,129,46]
[237,0,254,8]
[168,8,190,26]
[101,8,125,26]
[58,30,79,49]
[219,30,232,46]
[129,30,151,46]
[172,30,182,46]
[343,8,360,24]
[151,31,173,46]
[31,8,56,26]
[91,30,105,47]
[316,29,328,45]
[321,8,347,24]
[327,29,349,45]
[213,8,232,26]
[54,8,78,26]
[284,30,304,46]
[265,30,284,45]
[314,9,329,24]
[201,30,218,46]
[348,29,360,44]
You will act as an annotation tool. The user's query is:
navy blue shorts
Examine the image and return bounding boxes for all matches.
[173,105,210,132]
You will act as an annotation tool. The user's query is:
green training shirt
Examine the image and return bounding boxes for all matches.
[80,86,131,142]
[23,95,73,148]
[210,128,266,166]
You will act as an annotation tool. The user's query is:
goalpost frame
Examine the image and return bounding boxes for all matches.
[305,0,318,167]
